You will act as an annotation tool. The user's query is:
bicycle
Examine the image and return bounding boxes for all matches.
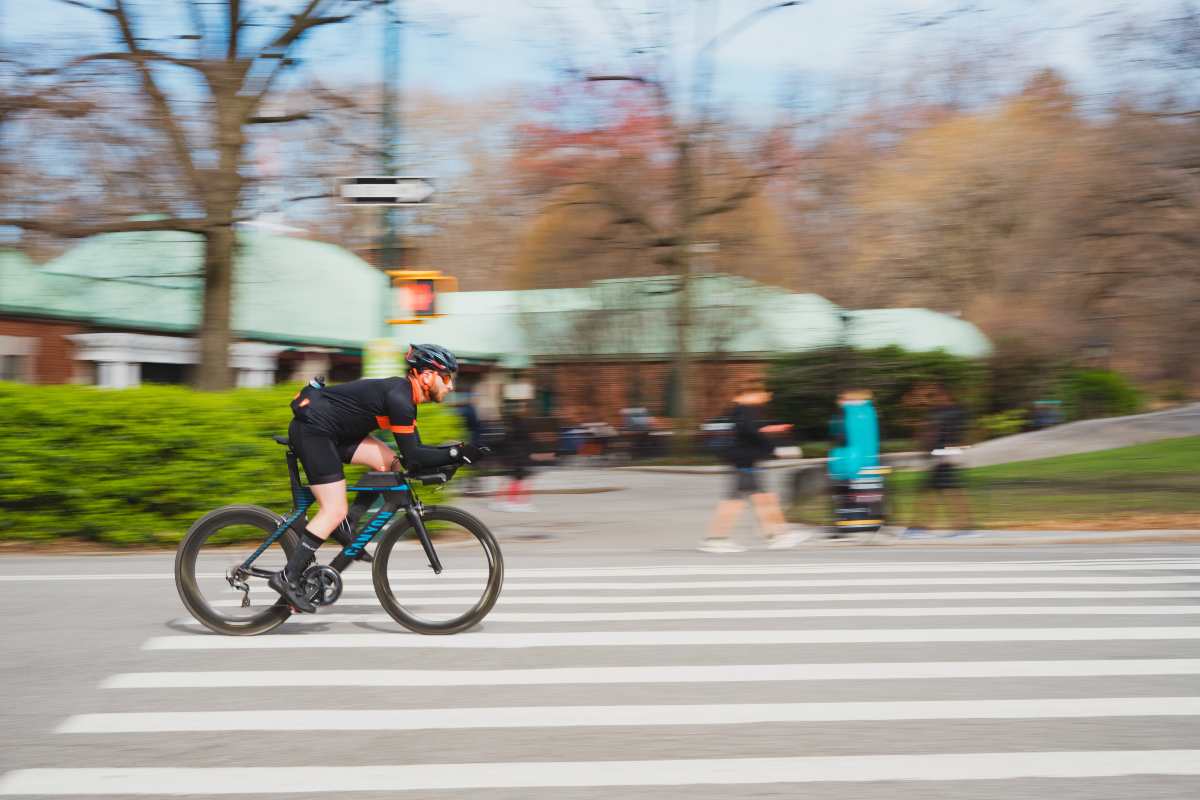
[175,435,503,636]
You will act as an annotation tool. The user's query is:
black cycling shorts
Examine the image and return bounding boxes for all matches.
[288,418,361,485]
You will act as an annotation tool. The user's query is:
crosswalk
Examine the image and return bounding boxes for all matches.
[3,555,1200,796]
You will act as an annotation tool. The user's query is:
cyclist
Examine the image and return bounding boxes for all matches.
[270,343,484,612]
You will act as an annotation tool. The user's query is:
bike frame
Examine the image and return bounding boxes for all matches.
[238,446,444,580]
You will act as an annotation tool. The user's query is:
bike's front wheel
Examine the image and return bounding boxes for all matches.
[372,505,503,634]
[175,504,297,636]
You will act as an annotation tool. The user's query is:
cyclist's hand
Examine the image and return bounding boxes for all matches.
[457,443,489,465]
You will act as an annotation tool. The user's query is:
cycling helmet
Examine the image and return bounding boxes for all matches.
[405,343,459,374]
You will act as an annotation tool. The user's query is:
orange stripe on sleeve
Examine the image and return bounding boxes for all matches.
[375,415,391,430]
[389,424,416,434]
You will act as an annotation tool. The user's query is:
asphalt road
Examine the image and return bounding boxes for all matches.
[2,529,1199,798]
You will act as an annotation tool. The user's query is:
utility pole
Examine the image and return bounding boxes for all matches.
[380,0,402,337]
[380,0,402,268]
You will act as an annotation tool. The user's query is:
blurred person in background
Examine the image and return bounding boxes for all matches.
[493,399,535,512]
[455,390,485,496]
[827,389,887,539]
[699,380,810,553]
[904,384,975,538]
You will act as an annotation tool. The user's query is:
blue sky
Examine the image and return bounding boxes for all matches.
[7,0,1186,118]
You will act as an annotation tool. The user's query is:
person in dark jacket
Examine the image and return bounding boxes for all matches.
[699,380,809,553]
[905,384,974,538]
[494,400,536,512]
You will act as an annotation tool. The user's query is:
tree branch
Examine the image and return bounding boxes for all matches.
[244,1,359,120]
[696,169,778,219]
[0,216,207,237]
[67,50,206,73]
[0,92,93,122]
[586,74,671,110]
[55,0,113,13]
[248,110,312,124]
[229,0,242,60]
[557,180,661,239]
[109,0,203,193]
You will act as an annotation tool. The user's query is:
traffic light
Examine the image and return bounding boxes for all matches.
[387,270,457,325]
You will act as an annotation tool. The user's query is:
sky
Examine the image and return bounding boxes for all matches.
[4,0,1188,120]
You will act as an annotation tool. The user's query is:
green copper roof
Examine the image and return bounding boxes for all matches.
[3,228,388,348]
[6,237,991,362]
[403,274,992,362]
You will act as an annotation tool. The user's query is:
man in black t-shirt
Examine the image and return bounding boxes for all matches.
[699,380,809,553]
[270,344,485,611]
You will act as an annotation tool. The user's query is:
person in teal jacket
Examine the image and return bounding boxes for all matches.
[828,389,880,482]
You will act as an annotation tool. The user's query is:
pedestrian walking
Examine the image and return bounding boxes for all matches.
[492,400,536,512]
[699,380,810,553]
[904,384,975,538]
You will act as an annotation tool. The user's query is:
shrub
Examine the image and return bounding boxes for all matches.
[1060,369,1143,420]
[978,409,1030,439]
[766,346,987,441]
[0,383,461,545]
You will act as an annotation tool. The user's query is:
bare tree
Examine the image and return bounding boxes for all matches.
[1,0,375,389]
[518,1,806,441]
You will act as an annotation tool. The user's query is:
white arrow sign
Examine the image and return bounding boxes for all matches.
[338,177,435,206]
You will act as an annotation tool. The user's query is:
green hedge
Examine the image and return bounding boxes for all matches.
[766,346,987,441]
[1061,369,1143,421]
[0,383,462,545]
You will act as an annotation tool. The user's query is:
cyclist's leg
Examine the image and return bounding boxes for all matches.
[349,436,396,471]
[272,423,349,610]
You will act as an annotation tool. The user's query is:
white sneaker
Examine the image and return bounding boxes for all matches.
[698,538,747,554]
[767,529,812,550]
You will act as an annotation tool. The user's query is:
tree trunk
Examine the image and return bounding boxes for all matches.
[195,82,247,391]
[671,135,696,451]
[196,224,235,390]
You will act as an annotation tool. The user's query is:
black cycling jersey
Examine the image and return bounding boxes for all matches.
[292,376,457,473]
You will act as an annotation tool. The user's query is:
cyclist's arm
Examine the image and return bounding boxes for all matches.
[383,385,458,471]
[391,429,458,471]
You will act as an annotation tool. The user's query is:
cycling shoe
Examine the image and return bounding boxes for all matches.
[268,570,317,614]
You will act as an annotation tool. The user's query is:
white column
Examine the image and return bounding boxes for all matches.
[96,361,140,389]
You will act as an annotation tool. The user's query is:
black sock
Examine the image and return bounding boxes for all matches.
[284,529,325,581]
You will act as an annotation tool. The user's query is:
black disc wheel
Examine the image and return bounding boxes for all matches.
[372,505,503,634]
[175,505,298,636]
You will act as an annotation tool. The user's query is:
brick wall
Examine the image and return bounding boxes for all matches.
[533,359,767,424]
[0,317,82,384]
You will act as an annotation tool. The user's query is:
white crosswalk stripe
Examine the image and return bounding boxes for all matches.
[6,751,1200,795]
[7,555,1200,797]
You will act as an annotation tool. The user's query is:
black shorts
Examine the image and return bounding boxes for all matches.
[928,461,963,490]
[288,418,361,485]
[729,467,763,498]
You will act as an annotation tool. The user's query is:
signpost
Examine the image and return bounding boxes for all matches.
[337,176,435,206]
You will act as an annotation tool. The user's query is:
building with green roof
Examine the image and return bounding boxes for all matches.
[2,228,990,410]
[0,225,389,386]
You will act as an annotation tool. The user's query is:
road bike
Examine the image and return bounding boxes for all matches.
[174,435,503,636]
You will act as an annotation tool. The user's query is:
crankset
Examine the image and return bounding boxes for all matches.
[300,564,343,607]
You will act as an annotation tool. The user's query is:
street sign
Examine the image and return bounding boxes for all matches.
[337,176,435,206]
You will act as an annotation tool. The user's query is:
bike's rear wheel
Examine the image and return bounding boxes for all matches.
[175,505,297,636]
[372,505,503,634]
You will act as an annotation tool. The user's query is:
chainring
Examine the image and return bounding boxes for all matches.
[300,564,343,607]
